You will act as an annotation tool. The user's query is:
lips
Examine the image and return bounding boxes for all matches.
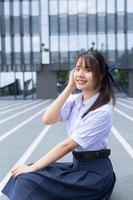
[76,80,87,85]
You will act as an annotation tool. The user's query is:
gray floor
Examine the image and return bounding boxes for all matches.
[0,97,133,200]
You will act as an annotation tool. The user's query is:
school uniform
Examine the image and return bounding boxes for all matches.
[2,92,116,200]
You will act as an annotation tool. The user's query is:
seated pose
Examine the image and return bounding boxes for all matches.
[2,50,116,200]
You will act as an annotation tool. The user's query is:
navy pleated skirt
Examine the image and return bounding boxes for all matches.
[2,155,116,200]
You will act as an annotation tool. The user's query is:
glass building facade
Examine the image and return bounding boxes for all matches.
[0,0,133,99]
[49,0,133,70]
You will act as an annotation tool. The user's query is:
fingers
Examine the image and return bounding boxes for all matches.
[11,167,20,178]
[11,166,24,179]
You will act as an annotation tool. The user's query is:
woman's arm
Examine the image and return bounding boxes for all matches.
[12,137,79,178]
[42,70,76,125]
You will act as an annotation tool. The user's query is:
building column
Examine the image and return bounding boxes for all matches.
[128,69,133,97]
[36,65,57,99]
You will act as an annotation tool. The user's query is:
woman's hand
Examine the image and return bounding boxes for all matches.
[67,69,76,92]
[11,164,35,178]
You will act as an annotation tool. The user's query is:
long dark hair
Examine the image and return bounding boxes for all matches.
[75,50,116,118]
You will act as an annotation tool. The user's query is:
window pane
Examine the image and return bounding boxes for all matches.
[78,0,86,13]
[107,0,115,13]
[49,0,58,15]
[127,13,133,32]
[87,0,96,14]
[14,17,20,34]
[127,0,133,13]
[117,0,124,12]
[49,16,58,35]
[88,14,96,33]
[59,15,68,35]
[78,14,87,34]
[97,0,105,12]
[23,17,30,34]
[69,35,78,51]
[22,1,29,15]
[32,36,40,52]
[88,34,97,50]
[13,1,20,16]
[5,17,10,34]
[107,34,115,50]
[127,33,133,50]
[97,14,105,33]
[68,0,78,14]
[78,35,87,51]
[59,0,67,14]
[14,36,21,52]
[107,14,115,32]
[117,14,124,32]
[4,1,10,16]
[23,36,30,52]
[117,33,125,58]
[5,36,11,53]
[60,36,68,51]
[50,36,59,51]
[97,34,106,51]
[69,15,77,34]
[32,0,39,16]
[32,16,40,35]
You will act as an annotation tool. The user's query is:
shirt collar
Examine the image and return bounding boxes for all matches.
[75,92,100,109]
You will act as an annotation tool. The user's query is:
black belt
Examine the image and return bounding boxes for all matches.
[72,149,111,160]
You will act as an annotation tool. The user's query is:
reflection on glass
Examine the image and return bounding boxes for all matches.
[117,0,124,12]
[49,0,58,15]
[32,36,40,52]
[127,33,133,50]
[78,14,87,34]
[69,35,78,51]
[60,36,68,51]
[87,0,96,14]
[5,36,11,53]
[59,15,68,35]
[78,35,87,51]
[68,0,77,14]
[117,33,125,60]
[50,36,59,51]
[59,0,67,14]
[0,37,1,51]
[22,1,29,15]
[13,1,20,16]
[127,0,133,13]
[32,0,39,16]
[98,34,106,51]
[117,33,125,50]
[4,1,10,16]
[107,0,115,13]
[88,34,97,50]
[78,0,86,13]
[14,36,21,52]
[107,34,115,50]
[23,36,30,52]
[97,0,105,13]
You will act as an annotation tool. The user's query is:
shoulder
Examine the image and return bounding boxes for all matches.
[83,103,113,122]
[65,92,82,104]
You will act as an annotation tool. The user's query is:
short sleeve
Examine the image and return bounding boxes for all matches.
[61,94,75,121]
[70,110,113,149]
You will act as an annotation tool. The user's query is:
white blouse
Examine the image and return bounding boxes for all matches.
[61,92,113,152]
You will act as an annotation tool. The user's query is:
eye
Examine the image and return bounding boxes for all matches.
[85,67,92,72]
[75,67,80,71]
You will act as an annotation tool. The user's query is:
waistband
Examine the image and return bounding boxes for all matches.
[72,149,111,160]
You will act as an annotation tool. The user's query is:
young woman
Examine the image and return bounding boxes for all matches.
[2,50,116,200]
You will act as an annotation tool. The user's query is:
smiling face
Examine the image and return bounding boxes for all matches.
[74,57,99,93]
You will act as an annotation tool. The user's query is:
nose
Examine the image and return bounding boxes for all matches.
[77,69,84,77]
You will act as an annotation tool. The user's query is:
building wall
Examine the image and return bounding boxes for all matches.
[0,0,133,98]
